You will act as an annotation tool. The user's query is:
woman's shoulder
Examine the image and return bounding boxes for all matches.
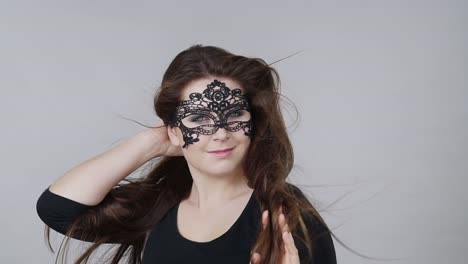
[285,182,317,209]
[285,182,304,197]
[286,183,333,236]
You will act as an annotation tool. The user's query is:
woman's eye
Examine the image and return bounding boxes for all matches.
[191,115,209,122]
[229,111,242,117]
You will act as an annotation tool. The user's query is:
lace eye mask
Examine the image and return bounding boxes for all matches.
[170,79,254,148]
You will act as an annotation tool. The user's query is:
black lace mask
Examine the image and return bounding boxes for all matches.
[170,79,254,148]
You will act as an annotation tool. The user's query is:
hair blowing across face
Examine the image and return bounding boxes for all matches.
[42,44,339,264]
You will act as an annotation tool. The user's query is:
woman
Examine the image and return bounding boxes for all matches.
[36,44,337,264]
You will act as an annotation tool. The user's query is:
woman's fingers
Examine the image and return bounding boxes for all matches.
[280,205,300,263]
[278,212,289,235]
[283,231,300,263]
[261,210,268,230]
[262,207,289,234]
[257,206,300,263]
[250,252,261,264]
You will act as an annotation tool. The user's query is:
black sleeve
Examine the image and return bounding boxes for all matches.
[36,185,96,241]
[293,212,337,264]
[309,215,337,264]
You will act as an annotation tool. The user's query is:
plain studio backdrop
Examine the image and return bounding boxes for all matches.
[0,0,466,263]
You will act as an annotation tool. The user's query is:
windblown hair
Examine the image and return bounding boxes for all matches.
[41,44,341,264]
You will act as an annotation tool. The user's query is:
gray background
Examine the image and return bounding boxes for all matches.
[0,0,466,263]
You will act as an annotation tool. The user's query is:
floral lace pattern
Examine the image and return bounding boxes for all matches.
[170,79,254,148]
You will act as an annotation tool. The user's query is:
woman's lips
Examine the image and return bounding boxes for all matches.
[208,147,234,157]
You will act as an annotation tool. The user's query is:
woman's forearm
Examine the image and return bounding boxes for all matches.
[48,129,162,206]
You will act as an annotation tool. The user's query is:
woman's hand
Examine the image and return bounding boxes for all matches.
[250,206,300,264]
[138,120,183,160]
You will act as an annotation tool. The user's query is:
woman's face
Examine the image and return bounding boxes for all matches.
[167,77,253,177]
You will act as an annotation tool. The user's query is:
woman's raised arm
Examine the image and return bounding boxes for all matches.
[46,124,179,206]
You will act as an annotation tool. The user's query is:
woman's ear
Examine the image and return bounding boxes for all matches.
[167,126,181,147]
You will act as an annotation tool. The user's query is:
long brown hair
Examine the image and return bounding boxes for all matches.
[41,44,344,264]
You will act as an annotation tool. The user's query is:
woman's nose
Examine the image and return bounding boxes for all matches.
[212,126,230,141]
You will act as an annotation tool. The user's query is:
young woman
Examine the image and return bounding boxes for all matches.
[36,44,337,264]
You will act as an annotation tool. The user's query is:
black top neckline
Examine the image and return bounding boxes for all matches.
[173,190,256,246]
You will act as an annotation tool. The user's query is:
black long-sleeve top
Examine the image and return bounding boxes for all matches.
[36,186,337,263]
